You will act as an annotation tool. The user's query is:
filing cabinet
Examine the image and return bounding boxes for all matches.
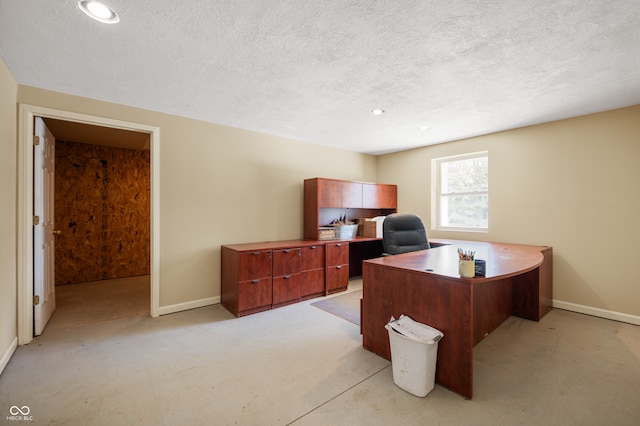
[299,244,325,300]
[272,248,301,308]
[325,242,349,294]
[221,247,273,317]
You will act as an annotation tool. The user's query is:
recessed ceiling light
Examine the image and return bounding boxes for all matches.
[371,109,385,115]
[419,125,430,131]
[78,1,119,24]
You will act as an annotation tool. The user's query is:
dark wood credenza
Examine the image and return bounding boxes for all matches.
[221,239,353,317]
[361,239,553,399]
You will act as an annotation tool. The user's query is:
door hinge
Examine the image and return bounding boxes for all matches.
[34,136,40,146]
[33,215,40,226]
[33,295,40,306]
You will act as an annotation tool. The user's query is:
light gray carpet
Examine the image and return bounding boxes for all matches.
[1,277,639,425]
[311,290,361,326]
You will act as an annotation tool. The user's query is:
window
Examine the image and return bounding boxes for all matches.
[432,151,488,231]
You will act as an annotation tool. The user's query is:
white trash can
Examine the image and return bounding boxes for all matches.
[386,315,444,397]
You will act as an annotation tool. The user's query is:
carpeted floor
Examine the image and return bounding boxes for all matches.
[0,274,640,426]
[311,289,362,326]
[2,277,639,425]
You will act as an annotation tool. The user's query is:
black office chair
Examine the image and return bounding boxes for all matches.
[382,213,431,255]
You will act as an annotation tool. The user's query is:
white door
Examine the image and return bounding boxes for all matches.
[34,117,57,335]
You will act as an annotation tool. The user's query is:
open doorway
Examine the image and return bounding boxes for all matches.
[42,117,151,334]
[17,104,160,345]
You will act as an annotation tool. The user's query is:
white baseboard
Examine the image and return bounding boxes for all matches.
[0,337,18,376]
[158,296,220,316]
[553,300,640,326]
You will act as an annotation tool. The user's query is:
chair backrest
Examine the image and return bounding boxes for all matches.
[382,213,431,255]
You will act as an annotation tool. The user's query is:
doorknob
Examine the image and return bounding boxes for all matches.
[53,230,61,235]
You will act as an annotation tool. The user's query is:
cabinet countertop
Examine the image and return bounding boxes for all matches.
[222,237,381,251]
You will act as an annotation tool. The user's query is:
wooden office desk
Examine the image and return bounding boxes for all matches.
[361,239,552,399]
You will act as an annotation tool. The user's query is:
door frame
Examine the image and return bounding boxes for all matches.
[17,104,160,345]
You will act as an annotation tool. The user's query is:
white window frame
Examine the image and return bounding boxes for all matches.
[431,151,488,232]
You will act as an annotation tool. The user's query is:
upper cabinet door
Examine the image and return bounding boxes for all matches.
[341,181,362,208]
[313,178,396,208]
[317,179,342,207]
[363,183,397,209]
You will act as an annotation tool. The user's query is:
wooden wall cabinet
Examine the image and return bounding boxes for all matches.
[363,183,397,209]
[316,179,362,208]
[326,242,349,294]
[304,178,397,240]
[341,181,363,208]
[317,178,342,207]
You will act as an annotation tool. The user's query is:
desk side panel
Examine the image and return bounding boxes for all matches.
[512,247,553,321]
[538,247,553,319]
[362,263,474,398]
[221,246,239,316]
[473,278,512,345]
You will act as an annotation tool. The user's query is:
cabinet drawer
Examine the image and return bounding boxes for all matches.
[326,264,349,293]
[300,269,325,298]
[273,248,301,276]
[273,273,300,306]
[237,277,273,313]
[326,242,349,266]
[300,245,325,270]
[238,251,272,281]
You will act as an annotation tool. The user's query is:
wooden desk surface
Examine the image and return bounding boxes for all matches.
[365,239,547,282]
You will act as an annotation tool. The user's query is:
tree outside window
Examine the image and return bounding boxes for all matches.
[433,152,488,231]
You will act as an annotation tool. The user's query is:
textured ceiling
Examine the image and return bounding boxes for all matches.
[1,0,639,155]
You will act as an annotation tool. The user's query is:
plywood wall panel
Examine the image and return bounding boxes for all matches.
[104,148,151,279]
[55,141,150,285]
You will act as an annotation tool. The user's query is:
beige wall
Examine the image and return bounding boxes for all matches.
[17,86,377,308]
[0,58,18,369]
[378,106,640,319]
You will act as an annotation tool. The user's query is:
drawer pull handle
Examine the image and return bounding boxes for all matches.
[284,249,292,253]
[335,243,342,247]
[284,275,291,279]
[251,279,260,283]
[336,265,342,269]
[310,245,317,249]
[252,251,261,255]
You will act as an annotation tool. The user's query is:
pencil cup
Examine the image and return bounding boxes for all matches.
[459,260,475,278]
